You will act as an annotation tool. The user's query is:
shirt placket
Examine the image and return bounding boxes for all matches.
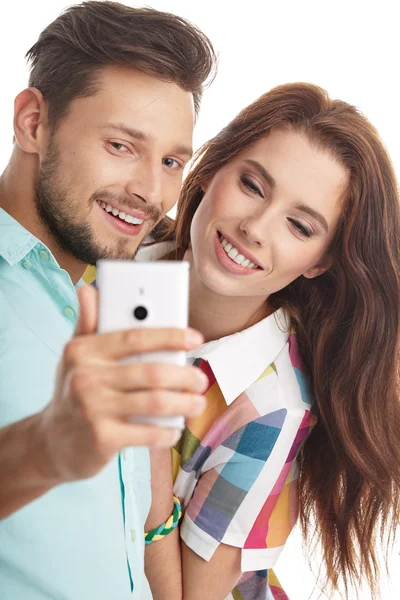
[120,447,151,597]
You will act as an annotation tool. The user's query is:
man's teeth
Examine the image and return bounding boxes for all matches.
[97,200,144,225]
[220,236,258,269]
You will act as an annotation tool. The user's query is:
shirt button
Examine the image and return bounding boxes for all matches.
[39,249,50,261]
[21,259,32,270]
[63,306,76,319]
[131,529,136,542]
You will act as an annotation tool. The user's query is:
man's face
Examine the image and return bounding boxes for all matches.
[34,66,195,264]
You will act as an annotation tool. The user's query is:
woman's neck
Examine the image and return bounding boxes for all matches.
[185,252,271,343]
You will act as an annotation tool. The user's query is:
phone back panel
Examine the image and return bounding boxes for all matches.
[96,260,190,429]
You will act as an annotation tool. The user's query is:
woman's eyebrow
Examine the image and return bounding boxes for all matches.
[295,202,329,232]
[243,159,276,188]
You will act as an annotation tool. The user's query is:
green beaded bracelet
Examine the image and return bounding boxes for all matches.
[144,496,182,545]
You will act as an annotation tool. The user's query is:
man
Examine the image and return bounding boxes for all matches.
[0,2,216,598]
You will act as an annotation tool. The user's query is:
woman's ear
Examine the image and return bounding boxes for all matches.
[200,176,210,194]
[303,255,333,279]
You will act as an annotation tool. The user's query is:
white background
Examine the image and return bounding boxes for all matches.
[0,1,399,598]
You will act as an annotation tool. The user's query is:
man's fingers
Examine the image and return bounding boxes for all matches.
[69,326,204,363]
[107,390,206,419]
[103,362,209,393]
[74,285,98,337]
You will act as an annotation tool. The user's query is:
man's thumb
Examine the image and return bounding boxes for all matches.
[74,285,98,337]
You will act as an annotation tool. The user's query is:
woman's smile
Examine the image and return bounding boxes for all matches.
[214,231,263,275]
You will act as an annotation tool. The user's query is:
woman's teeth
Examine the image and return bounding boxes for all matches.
[97,200,144,225]
[220,236,258,269]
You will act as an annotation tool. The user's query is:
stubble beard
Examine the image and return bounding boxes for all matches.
[33,138,148,266]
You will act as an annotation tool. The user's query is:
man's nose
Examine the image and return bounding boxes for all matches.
[125,160,162,209]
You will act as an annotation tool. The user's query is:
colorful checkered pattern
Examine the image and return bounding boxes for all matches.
[173,327,315,600]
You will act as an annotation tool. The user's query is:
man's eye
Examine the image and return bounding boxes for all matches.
[163,157,181,169]
[109,142,129,152]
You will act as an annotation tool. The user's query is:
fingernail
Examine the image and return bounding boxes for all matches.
[192,396,207,416]
[196,371,209,392]
[186,328,204,348]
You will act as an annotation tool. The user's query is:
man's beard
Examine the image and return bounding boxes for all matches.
[34,138,160,266]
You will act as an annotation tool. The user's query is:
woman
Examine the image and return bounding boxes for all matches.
[142,82,400,600]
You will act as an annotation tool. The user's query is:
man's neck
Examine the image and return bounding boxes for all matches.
[0,154,87,284]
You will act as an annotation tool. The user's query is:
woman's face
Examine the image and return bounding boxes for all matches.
[189,128,347,299]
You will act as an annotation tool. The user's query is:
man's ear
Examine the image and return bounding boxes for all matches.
[13,88,49,155]
[303,255,333,279]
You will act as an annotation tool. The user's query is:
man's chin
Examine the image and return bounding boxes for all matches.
[94,239,144,262]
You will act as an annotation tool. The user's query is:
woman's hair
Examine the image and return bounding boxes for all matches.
[25,1,216,127]
[155,83,400,597]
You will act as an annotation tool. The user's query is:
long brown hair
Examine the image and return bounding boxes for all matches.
[155,83,400,597]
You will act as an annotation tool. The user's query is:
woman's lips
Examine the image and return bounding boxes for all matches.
[214,232,260,275]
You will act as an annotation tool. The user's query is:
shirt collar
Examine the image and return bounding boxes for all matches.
[0,208,86,289]
[188,308,291,405]
[0,208,39,265]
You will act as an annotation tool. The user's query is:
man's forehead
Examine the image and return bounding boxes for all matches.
[96,65,194,109]
[63,66,195,152]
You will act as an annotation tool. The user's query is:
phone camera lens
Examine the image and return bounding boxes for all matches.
[133,306,148,321]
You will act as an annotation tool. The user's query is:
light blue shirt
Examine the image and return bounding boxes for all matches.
[0,208,152,599]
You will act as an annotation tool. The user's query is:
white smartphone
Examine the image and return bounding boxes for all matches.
[97,259,190,430]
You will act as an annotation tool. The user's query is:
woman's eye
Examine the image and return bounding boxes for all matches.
[288,218,312,238]
[109,141,129,153]
[163,157,181,170]
[240,175,263,197]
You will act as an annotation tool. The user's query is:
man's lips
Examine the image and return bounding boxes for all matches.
[96,200,145,225]
[94,196,156,222]
[95,200,148,237]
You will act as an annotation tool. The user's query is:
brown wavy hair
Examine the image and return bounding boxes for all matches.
[154,83,400,597]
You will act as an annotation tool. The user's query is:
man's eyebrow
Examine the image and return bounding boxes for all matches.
[243,159,276,188]
[99,123,193,159]
[295,202,329,232]
[99,123,147,141]
[171,144,193,159]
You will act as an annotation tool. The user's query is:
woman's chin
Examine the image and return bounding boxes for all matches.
[193,263,242,297]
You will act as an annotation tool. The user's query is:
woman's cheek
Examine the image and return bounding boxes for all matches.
[275,238,307,279]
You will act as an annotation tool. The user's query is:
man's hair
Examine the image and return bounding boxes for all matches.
[26,1,217,126]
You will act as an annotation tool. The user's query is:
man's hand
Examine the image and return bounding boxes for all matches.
[34,284,207,484]
[0,283,208,518]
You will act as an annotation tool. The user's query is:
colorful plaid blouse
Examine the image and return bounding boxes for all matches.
[172,308,316,600]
